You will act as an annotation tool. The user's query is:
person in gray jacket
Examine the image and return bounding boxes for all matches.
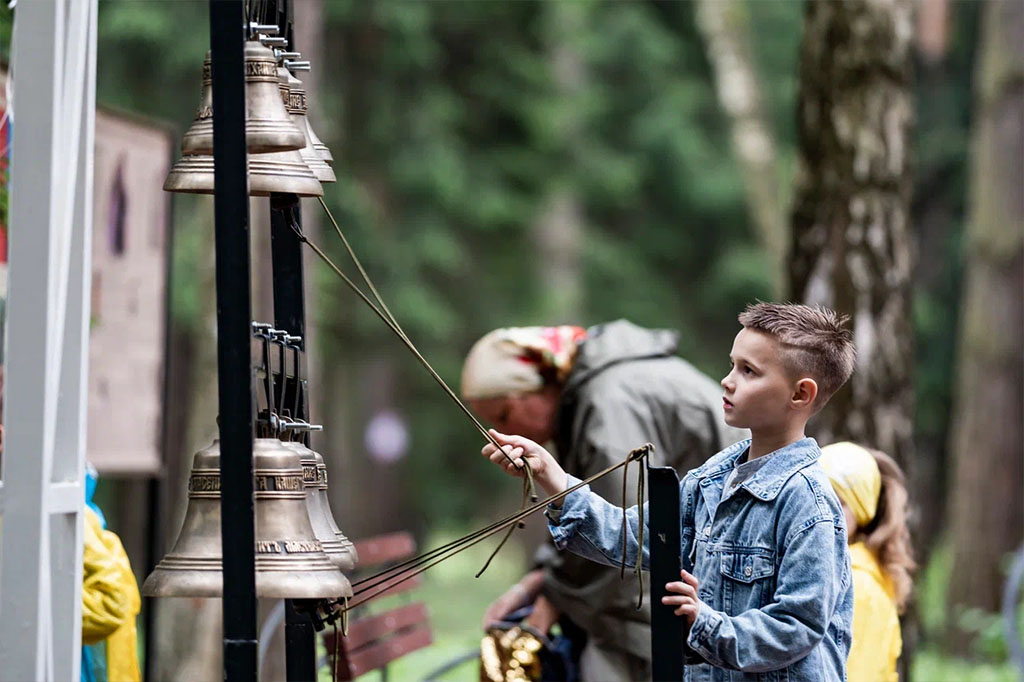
[462,320,745,681]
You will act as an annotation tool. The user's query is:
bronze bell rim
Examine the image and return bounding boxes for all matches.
[163,153,324,197]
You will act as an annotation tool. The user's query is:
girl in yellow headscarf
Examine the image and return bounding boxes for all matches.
[819,442,916,682]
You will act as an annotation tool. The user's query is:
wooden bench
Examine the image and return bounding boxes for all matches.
[324,531,434,680]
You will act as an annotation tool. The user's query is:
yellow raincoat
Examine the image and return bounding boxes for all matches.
[82,508,141,682]
[847,542,901,682]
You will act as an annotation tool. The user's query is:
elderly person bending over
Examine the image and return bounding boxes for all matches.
[462,320,745,681]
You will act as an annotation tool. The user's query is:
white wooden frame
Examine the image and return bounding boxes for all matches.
[0,1,97,679]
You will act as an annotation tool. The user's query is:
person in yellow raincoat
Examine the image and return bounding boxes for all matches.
[819,442,916,682]
[81,464,141,682]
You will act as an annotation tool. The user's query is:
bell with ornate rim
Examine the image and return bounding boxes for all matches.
[142,438,351,599]
[180,41,306,156]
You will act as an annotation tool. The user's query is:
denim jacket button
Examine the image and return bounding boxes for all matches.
[744,565,753,577]
[703,526,711,536]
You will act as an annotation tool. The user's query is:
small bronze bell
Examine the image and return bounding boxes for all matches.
[180,42,306,156]
[282,440,355,570]
[281,68,336,183]
[315,449,358,566]
[142,438,351,599]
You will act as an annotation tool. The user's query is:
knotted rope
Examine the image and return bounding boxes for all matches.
[327,443,654,616]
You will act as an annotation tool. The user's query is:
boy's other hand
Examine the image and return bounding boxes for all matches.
[663,569,703,626]
[480,429,567,497]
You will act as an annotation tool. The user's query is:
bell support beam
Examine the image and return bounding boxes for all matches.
[270,194,318,681]
[0,1,97,680]
[208,1,259,680]
[649,466,685,681]
[269,0,320,676]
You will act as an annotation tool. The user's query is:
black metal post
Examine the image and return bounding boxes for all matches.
[649,466,685,681]
[283,598,317,681]
[209,2,258,680]
[269,194,306,345]
[270,192,318,681]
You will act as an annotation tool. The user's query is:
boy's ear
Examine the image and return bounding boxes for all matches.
[791,378,818,409]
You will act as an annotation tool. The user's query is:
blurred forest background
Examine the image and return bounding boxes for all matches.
[4,0,1022,680]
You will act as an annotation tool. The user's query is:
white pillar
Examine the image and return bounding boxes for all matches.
[0,1,97,679]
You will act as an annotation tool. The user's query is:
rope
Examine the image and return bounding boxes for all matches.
[306,199,541,576]
[296,207,537,503]
[334,443,654,615]
[620,444,650,609]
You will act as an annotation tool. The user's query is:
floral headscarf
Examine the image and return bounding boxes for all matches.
[461,326,588,400]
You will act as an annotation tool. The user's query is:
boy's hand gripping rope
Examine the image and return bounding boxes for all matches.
[321,443,655,620]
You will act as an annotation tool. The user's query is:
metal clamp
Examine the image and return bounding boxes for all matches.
[259,35,288,47]
[284,60,311,72]
[248,22,279,35]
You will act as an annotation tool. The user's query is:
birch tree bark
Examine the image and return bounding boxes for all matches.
[789,0,915,466]
[789,7,917,669]
[696,0,786,294]
[945,0,1024,645]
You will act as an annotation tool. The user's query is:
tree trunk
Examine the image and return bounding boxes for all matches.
[789,2,916,671]
[533,1,586,324]
[790,0,915,464]
[696,0,787,294]
[945,0,1024,651]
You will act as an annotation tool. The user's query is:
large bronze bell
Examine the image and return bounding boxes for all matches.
[282,440,355,570]
[180,43,306,156]
[282,68,336,183]
[142,438,351,599]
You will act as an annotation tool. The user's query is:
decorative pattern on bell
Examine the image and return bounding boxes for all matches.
[142,438,351,599]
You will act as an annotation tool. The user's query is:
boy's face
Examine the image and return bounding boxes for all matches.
[720,328,803,431]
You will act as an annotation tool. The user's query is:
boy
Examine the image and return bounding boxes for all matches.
[483,303,856,681]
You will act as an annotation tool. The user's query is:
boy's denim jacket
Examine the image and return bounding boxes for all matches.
[547,438,853,681]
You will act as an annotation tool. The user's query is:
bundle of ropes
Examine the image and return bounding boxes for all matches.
[295,198,656,633]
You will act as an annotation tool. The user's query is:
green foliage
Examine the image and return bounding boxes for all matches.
[86,3,991,668]
[308,1,804,526]
[918,539,1024,670]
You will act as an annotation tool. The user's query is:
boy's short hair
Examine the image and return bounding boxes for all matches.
[738,302,855,407]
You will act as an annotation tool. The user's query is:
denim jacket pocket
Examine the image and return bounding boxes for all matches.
[719,548,776,613]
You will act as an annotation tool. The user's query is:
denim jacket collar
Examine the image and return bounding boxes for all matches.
[692,437,821,501]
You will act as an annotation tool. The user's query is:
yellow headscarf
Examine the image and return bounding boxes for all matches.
[819,441,881,529]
